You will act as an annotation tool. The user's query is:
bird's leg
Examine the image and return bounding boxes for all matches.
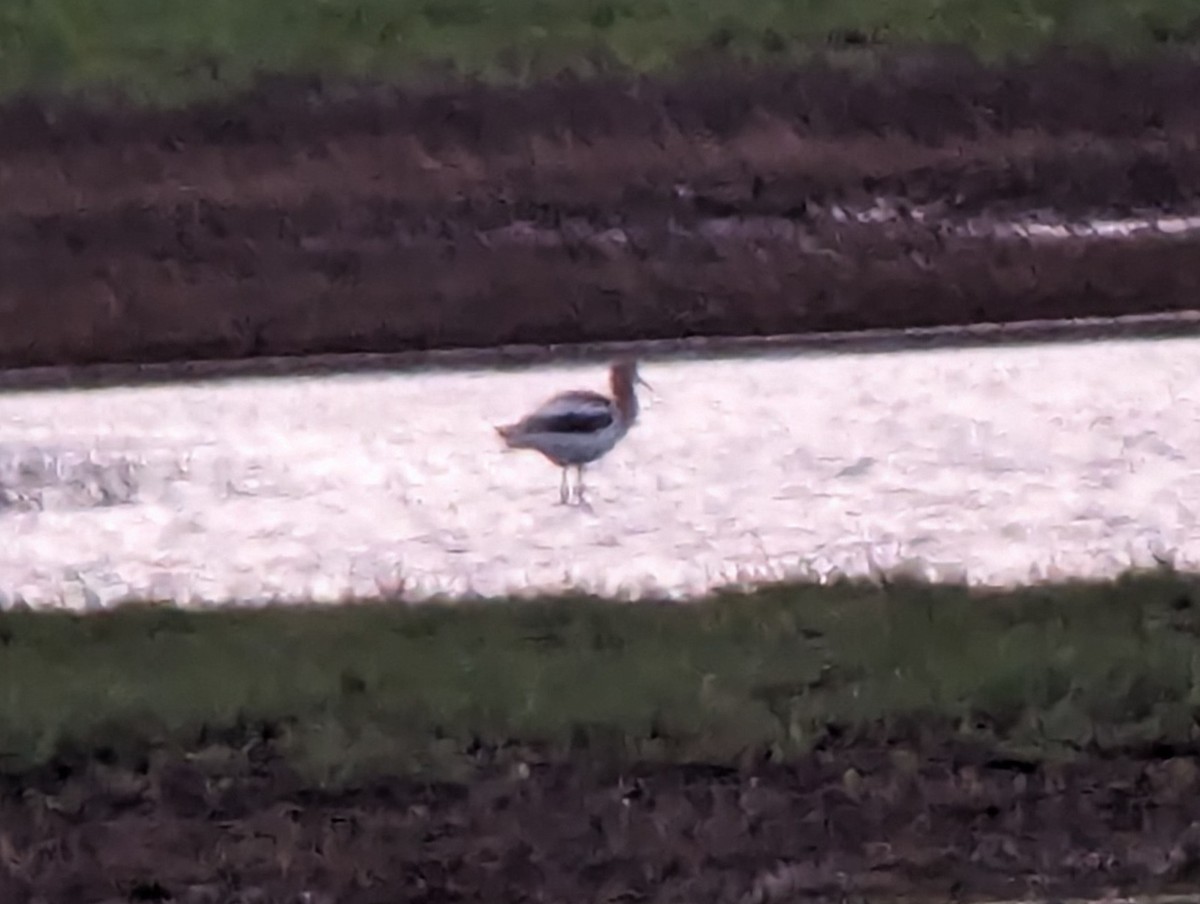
[559,467,571,505]
[575,465,586,505]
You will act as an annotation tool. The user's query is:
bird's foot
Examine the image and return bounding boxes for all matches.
[572,485,594,511]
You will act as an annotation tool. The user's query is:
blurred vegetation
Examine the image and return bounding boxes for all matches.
[0,0,1199,105]
[3,569,1200,784]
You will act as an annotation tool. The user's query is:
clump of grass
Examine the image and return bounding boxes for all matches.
[1,0,1199,105]
[2,568,1200,784]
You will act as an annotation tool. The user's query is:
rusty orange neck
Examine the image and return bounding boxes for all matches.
[610,367,640,425]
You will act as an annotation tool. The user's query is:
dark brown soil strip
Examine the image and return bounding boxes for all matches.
[0,309,1197,394]
[4,739,1200,903]
[3,50,1200,373]
[2,204,1198,372]
[5,52,1199,154]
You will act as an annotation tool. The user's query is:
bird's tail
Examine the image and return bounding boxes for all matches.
[495,422,534,451]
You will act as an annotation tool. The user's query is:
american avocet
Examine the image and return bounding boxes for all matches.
[496,359,651,505]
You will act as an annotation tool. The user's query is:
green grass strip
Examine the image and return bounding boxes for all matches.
[3,570,1200,784]
[2,0,1200,105]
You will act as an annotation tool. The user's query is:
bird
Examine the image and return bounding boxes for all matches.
[495,359,651,505]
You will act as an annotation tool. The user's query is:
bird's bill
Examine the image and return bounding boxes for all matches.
[635,372,660,406]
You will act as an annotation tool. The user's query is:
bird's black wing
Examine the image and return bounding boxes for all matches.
[520,391,615,434]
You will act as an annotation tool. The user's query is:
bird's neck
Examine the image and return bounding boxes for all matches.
[612,377,639,424]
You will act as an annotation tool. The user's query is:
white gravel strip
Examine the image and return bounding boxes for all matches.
[0,334,1198,609]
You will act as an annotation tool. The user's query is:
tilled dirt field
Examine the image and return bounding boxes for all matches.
[4,51,1200,370]
[5,738,1200,903]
